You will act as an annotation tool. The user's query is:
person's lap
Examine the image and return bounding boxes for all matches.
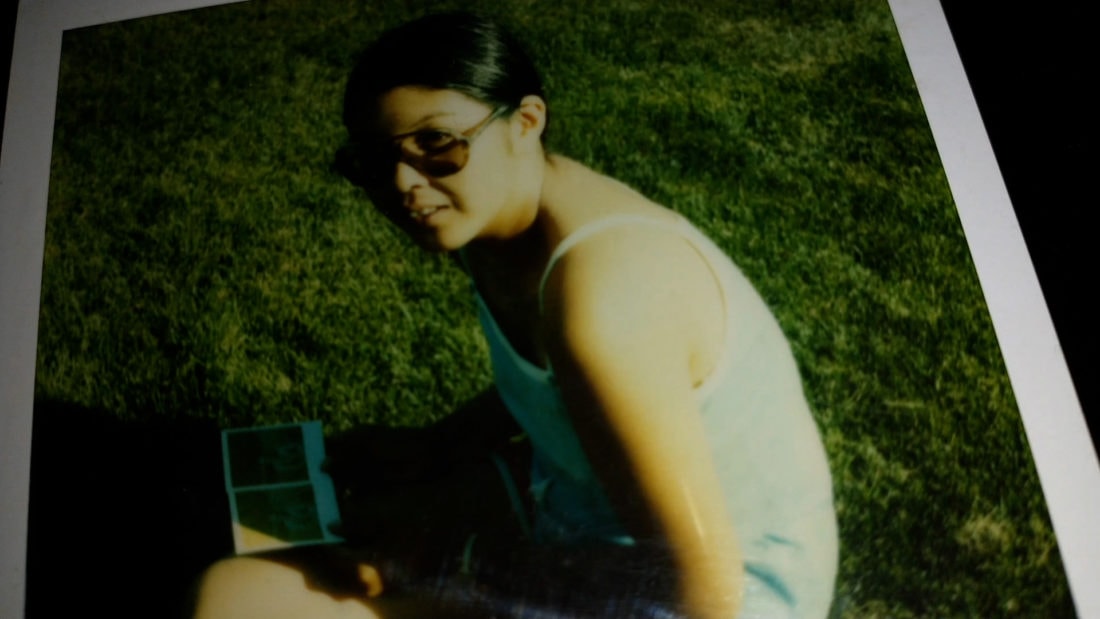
[190,550,488,619]
[190,393,694,618]
[190,421,533,619]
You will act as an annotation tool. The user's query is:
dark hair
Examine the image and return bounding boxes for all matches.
[343,12,546,138]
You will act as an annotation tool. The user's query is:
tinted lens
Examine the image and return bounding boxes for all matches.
[399,130,468,177]
[407,130,460,156]
[335,134,472,187]
[417,146,468,177]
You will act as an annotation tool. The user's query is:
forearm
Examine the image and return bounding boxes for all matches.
[675,543,744,619]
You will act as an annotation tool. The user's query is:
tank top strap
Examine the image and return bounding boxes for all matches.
[536,213,696,314]
[455,247,473,274]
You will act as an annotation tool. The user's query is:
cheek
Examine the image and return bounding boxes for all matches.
[450,150,518,209]
[449,179,507,226]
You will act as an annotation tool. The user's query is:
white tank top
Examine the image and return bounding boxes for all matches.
[472,214,838,618]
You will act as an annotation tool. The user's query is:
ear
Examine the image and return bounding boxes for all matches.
[511,94,547,147]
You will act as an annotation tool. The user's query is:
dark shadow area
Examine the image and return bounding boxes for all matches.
[25,399,233,619]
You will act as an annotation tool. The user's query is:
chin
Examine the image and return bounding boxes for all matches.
[415,239,451,253]
[410,229,469,253]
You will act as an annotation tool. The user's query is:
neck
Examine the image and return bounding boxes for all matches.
[467,206,547,274]
[470,151,555,252]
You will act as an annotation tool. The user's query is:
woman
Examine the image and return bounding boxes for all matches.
[192,12,837,619]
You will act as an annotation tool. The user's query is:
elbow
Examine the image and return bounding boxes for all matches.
[681,576,743,619]
[676,543,743,619]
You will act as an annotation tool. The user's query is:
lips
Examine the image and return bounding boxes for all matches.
[408,204,447,222]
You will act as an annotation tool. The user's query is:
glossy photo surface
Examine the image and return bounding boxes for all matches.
[2,0,1095,617]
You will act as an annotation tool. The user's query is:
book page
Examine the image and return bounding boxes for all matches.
[222,421,343,554]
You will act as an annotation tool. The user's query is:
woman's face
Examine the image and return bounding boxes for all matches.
[351,86,536,252]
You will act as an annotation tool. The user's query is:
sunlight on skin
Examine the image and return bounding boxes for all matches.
[192,558,382,619]
[193,558,479,619]
[681,485,706,540]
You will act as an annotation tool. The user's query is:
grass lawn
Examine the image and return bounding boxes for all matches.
[31,0,1074,616]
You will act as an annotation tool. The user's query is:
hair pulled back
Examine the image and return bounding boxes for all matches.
[343,12,545,136]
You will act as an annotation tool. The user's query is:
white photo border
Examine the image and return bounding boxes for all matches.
[2,0,1097,616]
[887,3,1100,615]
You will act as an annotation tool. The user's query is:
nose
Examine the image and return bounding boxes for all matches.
[394,160,428,194]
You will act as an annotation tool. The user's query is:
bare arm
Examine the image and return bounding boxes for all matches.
[541,227,744,618]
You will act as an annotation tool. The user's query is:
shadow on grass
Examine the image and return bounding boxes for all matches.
[26,399,232,619]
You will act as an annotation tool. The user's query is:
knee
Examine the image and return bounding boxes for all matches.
[189,555,383,619]
[189,557,282,619]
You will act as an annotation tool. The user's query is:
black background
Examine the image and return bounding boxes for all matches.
[936,1,1096,452]
[1,3,1094,457]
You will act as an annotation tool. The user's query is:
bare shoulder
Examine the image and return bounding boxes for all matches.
[541,155,672,227]
[537,157,725,366]
[541,219,725,380]
[551,220,702,289]
[545,221,704,309]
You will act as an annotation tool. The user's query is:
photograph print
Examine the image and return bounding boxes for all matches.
[3,0,1094,617]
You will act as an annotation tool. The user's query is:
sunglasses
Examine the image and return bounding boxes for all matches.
[336,106,510,188]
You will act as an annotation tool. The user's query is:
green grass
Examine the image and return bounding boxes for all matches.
[36,0,1074,616]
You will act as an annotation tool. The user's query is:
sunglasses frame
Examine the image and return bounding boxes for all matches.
[337,105,511,188]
